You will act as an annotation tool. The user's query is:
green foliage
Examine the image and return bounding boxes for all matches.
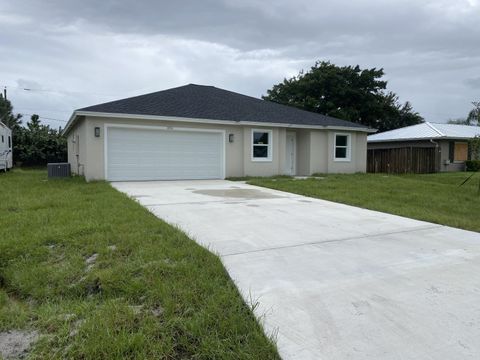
[466,160,480,172]
[0,96,67,166]
[0,169,279,359]
[13,115,67,166]
[469,136,480,161]
[14,115,67,166]
[448,118,470,125]
[467,101,480,125]
[263,61,423,132]
[450,101,480,126]
[0,94,22,133]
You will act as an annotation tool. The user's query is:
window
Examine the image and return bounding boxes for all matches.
[1,135,3,143]
[454,142,468,162]
[8,136,11,148]
[252,129,272,161]
[334,133,351,161]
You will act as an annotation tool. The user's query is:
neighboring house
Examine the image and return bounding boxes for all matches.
[367,122,480,173]
[62,84,374,181]
[0,121,13,172]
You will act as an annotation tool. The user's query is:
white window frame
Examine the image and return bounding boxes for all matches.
[334,133,351,162]
[251,129,273,162]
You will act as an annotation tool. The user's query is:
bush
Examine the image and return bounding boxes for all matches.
[1,97,66,166]
[13,115,67,166]
[466,160,480,172]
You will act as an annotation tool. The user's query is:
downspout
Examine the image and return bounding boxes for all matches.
[430,139,439,173]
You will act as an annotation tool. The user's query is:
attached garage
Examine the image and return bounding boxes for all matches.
[64,84,373,181]
[106,125,225,181]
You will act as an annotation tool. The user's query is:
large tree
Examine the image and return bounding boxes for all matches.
[467,101,480,125]
[448,101,480,126]
[263,61,423,132]
[0,95,67,165]
[0,94,22,133]
[14,114,67,166]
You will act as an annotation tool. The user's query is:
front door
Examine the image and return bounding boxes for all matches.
[285,133,296,175]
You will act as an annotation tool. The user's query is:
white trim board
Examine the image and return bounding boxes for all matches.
[251,128,273,162]
[368,136,478,143]
[63,110,376,135]
[333,132,352,162]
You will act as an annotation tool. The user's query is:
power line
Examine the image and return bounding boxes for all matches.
[19,113,68,123]
[15,107,72,115]
[1,83,122,97]
[38,116,68,123]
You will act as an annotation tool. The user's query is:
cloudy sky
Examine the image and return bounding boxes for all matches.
[0,0,479,128]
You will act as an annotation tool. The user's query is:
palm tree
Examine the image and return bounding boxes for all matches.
[467,101,480,126]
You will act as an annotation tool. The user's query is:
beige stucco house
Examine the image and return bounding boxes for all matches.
[62,84,374,181]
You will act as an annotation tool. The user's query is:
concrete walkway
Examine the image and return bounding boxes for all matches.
[112,180,480,360]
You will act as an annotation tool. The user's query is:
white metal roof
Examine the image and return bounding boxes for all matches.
[368,122,480,142]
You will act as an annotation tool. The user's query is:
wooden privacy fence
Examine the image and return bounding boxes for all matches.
[367,147,438,174]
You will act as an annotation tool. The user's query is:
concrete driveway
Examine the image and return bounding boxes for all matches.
[112,180,480,360]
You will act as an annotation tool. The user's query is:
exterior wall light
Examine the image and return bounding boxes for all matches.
[229,133,234,143]
[94,127,100,137]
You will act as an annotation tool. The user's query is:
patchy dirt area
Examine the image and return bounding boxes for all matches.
[0,330,38,359]
[85,253,98,271]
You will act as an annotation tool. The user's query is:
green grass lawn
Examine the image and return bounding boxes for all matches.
[0,169,279,359]
[248,172,480,233]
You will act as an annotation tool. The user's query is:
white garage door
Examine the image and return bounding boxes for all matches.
[106,126,224,181]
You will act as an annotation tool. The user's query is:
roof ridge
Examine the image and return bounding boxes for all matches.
[424,121,445,137]
[184,85,367,127]
[65,84,373,135]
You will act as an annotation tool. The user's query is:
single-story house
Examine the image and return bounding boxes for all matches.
[63,84,374,181]
[367,122,480,173]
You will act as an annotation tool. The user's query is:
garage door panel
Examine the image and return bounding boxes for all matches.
[107,127,224,181]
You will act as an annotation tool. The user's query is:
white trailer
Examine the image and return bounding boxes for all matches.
[0,121,13,171]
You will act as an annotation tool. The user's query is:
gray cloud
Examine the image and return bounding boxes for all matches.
[466,77,480,89]
[0,0,479,127]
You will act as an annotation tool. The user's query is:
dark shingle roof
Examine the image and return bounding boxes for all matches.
[78,84,368,129]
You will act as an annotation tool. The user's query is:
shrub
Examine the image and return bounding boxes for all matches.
[13,115,67,166]
[466,160,480,172]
